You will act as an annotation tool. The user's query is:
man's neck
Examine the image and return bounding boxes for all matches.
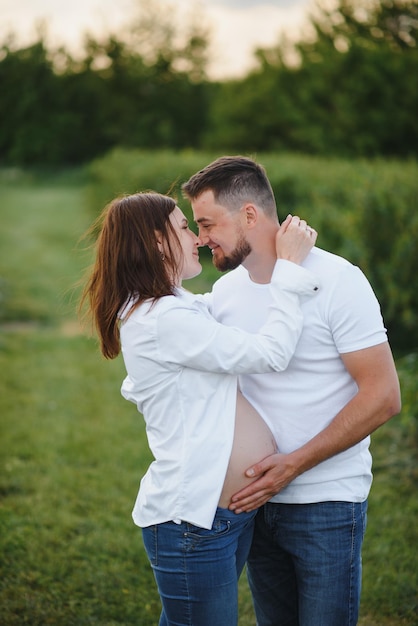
[242,251,277,284]
[241,217,280,284]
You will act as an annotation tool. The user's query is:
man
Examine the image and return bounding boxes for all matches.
[182,156,401,626]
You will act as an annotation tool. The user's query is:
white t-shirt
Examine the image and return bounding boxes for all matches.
[120,261,318,529]
[209,247,388,504]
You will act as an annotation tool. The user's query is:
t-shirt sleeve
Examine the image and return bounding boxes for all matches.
[328,265,387,354]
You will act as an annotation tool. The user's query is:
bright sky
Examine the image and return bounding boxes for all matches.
[0,0,313,79]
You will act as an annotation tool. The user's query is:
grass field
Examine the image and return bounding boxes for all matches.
[0,167,417,625]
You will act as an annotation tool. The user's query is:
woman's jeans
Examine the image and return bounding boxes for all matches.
[247,501,368,626]
[142,507,257,626]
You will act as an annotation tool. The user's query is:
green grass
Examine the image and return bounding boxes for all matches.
[0,167,417,625]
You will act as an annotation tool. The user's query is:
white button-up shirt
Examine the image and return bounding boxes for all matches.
[120,260,318,529]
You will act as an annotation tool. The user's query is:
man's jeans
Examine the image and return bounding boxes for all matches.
[247,501,368,626]
[142,507,256,626]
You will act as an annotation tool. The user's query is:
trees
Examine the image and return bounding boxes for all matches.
[0,0,417,164]
[206,0,418,157]
[0,3,211,165]
[0,38,61,164]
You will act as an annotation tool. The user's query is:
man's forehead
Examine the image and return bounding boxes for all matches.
[194,206,231,224]
[192,195,231,221]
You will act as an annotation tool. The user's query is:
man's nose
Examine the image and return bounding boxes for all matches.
[197,231,209,246]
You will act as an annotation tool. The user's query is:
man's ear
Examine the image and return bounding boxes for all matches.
[241,204,258,229]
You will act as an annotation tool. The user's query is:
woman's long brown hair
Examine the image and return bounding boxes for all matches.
[80,192,181,359]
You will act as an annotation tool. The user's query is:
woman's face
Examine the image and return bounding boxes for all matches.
[167,206,202,283]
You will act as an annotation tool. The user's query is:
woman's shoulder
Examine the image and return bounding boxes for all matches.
[126,289,202,322]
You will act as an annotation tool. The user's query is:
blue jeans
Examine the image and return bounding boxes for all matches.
[142,507,257,626]
[247,501,368,626]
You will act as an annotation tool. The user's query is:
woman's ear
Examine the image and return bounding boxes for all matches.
[154,230,164,254]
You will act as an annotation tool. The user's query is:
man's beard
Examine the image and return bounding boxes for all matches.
[213,234,252,272]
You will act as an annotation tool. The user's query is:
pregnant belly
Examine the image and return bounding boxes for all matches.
[218,391,277,508]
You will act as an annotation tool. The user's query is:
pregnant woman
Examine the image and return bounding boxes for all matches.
[80,192,318,626]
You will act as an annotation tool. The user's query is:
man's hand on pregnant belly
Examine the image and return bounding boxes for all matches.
[228,452,298,513]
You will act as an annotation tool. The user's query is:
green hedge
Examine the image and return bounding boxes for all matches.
[87,149,418,353]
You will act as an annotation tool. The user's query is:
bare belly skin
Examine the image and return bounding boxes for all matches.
[218,391,277,508]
